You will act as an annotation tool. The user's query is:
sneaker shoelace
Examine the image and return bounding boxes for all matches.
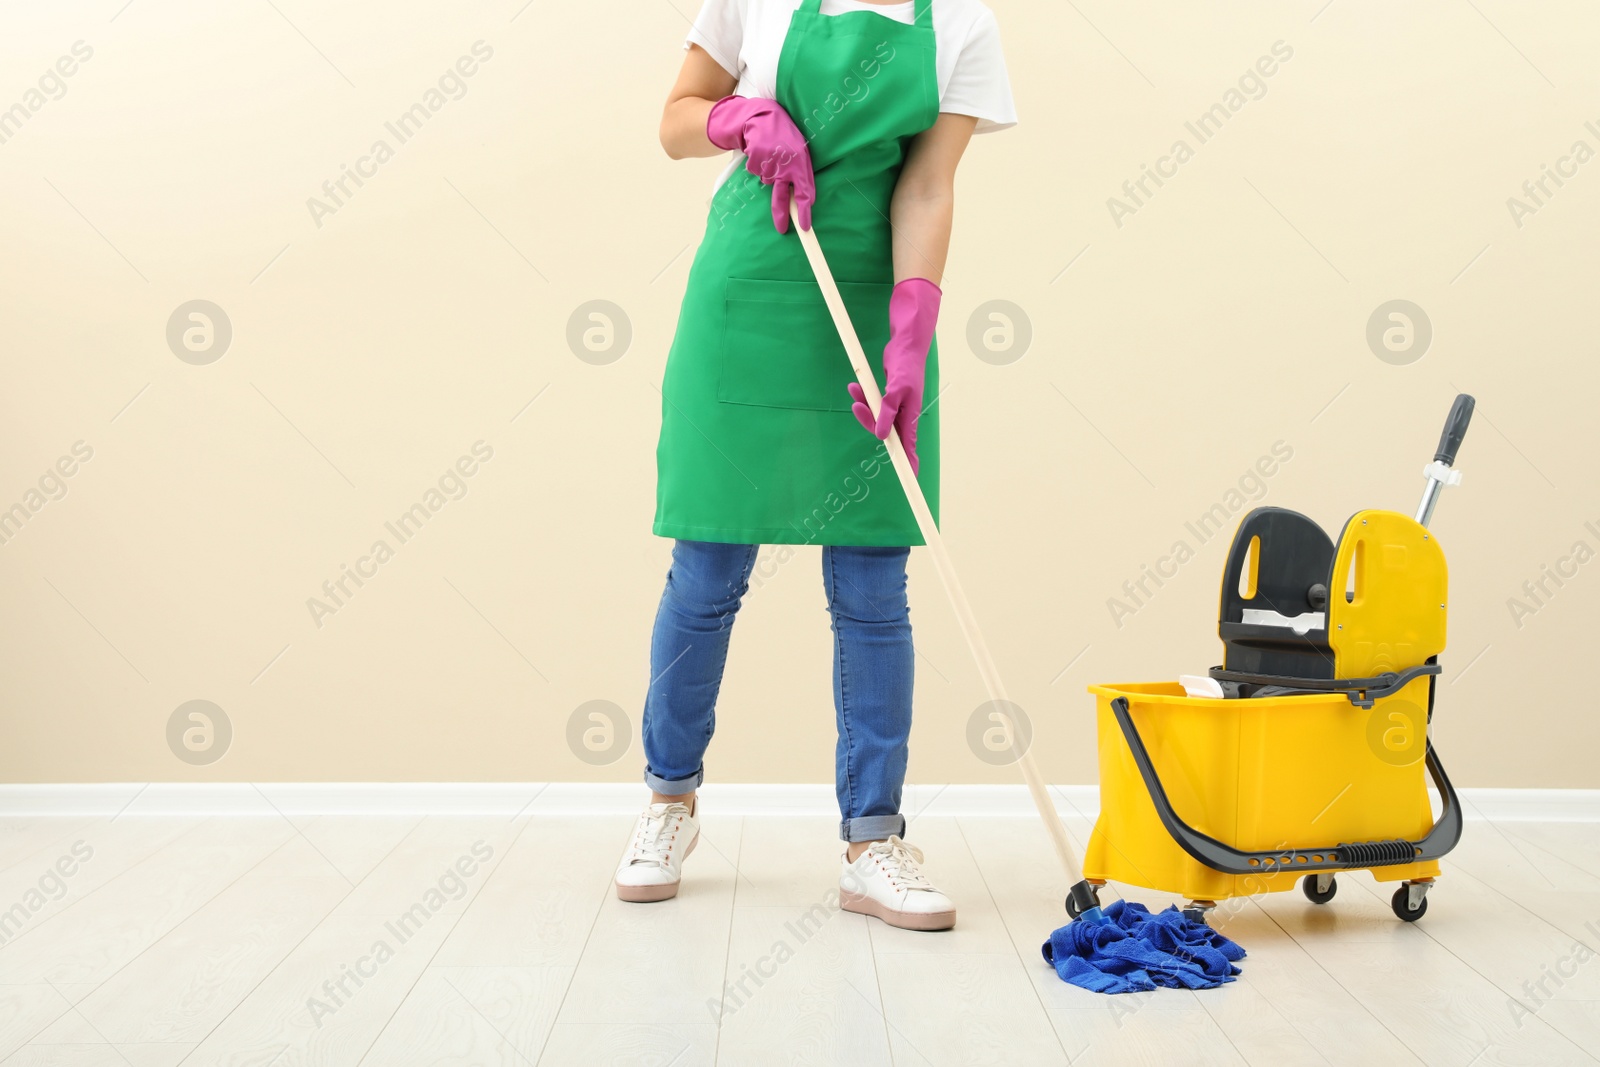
[625,802,689,869]
[864,835,935,892]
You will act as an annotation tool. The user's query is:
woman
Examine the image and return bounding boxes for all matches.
[616,0,1015,931]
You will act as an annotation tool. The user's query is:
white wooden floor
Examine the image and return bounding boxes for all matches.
[1,806,1597,1066]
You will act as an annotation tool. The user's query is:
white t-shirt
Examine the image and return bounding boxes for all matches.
[686,0,1017,134]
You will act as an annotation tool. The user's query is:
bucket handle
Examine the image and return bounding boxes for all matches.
[1108,695,1463,876]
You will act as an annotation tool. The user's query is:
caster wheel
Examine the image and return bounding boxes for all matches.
[1392,884,1428,922]
[1302,874,1337,905]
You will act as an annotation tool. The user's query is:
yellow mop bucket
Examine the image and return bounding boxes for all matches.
[1083,397,1474,923]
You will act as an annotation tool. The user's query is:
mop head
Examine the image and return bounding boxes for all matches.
[1041,900,1246,994]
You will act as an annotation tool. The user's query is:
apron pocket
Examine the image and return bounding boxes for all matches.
[719,277,891,412]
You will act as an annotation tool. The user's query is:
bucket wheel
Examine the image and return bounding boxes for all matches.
[1301,873,1337,904]
[1391,881,1430,922]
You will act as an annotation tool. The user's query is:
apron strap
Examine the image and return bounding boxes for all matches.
[800,0,929,21]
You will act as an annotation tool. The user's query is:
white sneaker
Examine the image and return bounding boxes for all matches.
[615,800,699,902]
[839,835,956,931]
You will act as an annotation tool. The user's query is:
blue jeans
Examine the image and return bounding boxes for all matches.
[641,539,914,843]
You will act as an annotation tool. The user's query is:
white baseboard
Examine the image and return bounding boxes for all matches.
[0,783,1596,821]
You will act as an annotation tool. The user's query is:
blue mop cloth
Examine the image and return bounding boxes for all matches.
[1041,900,1246,994]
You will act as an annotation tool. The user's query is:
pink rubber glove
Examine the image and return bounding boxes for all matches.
[706,95,815,234]
[848,278,941,475]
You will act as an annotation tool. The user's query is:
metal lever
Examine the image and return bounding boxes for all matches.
[1415,394,1474,528]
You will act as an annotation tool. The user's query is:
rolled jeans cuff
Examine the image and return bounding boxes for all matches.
[644,764,703,795]
[841,813,905,843]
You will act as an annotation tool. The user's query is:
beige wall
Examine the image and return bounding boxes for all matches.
[1,0,1595,787]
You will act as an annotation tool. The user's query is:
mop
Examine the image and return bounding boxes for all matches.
[788,203,1242,993]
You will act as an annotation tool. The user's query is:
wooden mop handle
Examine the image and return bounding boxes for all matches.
[788,201,1085,886]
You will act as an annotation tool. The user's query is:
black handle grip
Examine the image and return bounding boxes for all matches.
[1434,394,1475,466]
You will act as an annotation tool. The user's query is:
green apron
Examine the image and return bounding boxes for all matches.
[654,0,940,547]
